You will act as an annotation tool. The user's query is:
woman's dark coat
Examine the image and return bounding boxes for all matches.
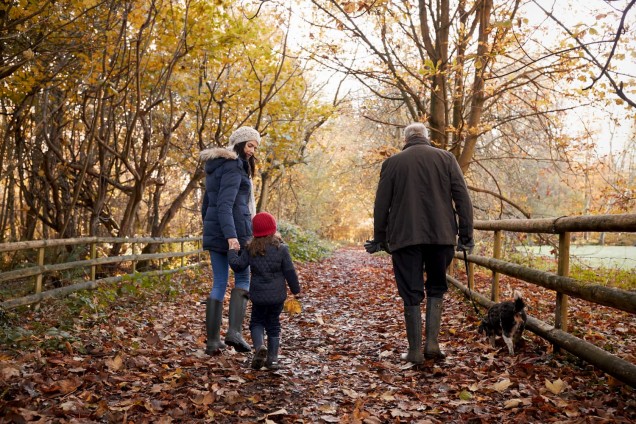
[373,136,474,252]
[200,148,253,252]
[228,243,301,305]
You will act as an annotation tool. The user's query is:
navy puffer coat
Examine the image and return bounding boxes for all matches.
[228,243,300,305]
[200,147,254,252]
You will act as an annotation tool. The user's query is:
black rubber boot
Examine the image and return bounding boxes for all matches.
[401,305,424,364]
[265,336,280,370]
[225,288,251,352]
[424,297,446,360]
[250,326,267,370]
[205,299,225,355]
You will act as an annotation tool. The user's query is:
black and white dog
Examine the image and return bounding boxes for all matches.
[478,291,527,355]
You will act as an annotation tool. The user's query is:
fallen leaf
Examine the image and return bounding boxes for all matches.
[459,390,472,401]
[492,379,512,392]
[545,378,565,395]
[105,354,124,372]
[390,408,411,418]
[318,404,337,414]
[1,366,20,379]
[504,399,522,409]
[380,391,395,401]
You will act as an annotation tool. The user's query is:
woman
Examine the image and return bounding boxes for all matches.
[200,126,260,354]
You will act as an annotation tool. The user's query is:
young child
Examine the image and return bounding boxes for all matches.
[228,212,301,370]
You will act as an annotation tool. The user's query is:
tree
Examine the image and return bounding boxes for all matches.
[303,0,635,219]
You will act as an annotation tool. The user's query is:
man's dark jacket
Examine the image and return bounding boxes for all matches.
[373,136,474,252]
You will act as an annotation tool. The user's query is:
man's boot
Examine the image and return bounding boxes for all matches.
[205,299,225,355]
[250,325,267,370]
[225,288,251,352]
[265,336,280,370]
[401,305,424,364]
[424,297,446,360]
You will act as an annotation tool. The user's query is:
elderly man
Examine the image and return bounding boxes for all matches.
[366,122,474,363]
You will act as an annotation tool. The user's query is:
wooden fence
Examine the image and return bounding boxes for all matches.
[0,236,204,309]
[448,213,636,387]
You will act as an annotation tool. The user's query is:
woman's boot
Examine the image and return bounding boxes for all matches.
[225,288,251,352]
[205,299,225,354]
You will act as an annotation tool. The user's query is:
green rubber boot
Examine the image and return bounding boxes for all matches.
[424,297,446,360]
[205,299,225,355]
[402,305,424,364]
[225,288,251,352]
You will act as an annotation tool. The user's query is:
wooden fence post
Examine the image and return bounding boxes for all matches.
[181,241,185,268]
[132,243,136,273]
[90,242,96,281]
[555,231,571,352]
[491,230,502,302]
[34,247,45,309]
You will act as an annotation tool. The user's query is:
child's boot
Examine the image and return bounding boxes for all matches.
[250,326,267,370]
[265,336,280,370]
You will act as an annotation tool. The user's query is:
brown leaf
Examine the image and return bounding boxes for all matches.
[105,354,124,372]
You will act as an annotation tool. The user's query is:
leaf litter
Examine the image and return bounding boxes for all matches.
[0,247,634,423]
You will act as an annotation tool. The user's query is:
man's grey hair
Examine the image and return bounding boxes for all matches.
[404,123,429,140]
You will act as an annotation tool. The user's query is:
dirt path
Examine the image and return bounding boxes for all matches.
[1,248,634,423]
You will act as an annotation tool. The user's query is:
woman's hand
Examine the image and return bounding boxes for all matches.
[228,238,240,250]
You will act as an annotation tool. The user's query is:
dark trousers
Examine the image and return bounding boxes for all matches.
[391,244,455,306]
[250,303,285,337]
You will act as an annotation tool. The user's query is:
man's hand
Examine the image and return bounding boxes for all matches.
[456,236,475,253]
[364,240,389,254]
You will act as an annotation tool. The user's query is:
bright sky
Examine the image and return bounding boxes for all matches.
[282,0,635,158]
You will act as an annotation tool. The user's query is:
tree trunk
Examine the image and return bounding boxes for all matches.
[458,0,492,172]
[257,171,271,213]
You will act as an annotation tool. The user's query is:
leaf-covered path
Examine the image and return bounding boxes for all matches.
[1,248,634,423]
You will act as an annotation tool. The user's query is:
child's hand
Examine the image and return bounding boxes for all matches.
[294,293,302,300]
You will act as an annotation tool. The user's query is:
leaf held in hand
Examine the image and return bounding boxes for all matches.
[284,298,302,315]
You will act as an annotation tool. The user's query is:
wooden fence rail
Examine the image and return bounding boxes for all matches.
[448,213,636,387]
[0,236,204,309]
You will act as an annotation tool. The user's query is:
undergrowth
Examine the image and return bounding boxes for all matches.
[0,269,200,355]
[278,221,335,262]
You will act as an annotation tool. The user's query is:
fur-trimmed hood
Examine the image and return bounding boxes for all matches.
[200,147,238,162]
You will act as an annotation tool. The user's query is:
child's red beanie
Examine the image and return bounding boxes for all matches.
[252,212,277,237]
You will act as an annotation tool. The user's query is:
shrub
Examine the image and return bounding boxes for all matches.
[278,221,335,262]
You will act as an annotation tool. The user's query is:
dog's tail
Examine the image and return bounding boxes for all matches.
[513,290,525,312]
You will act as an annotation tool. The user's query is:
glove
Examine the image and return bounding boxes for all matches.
[457,236,475,253]
[364,240,389,254]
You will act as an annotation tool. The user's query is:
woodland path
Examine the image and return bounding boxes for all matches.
[1,248,634,423]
